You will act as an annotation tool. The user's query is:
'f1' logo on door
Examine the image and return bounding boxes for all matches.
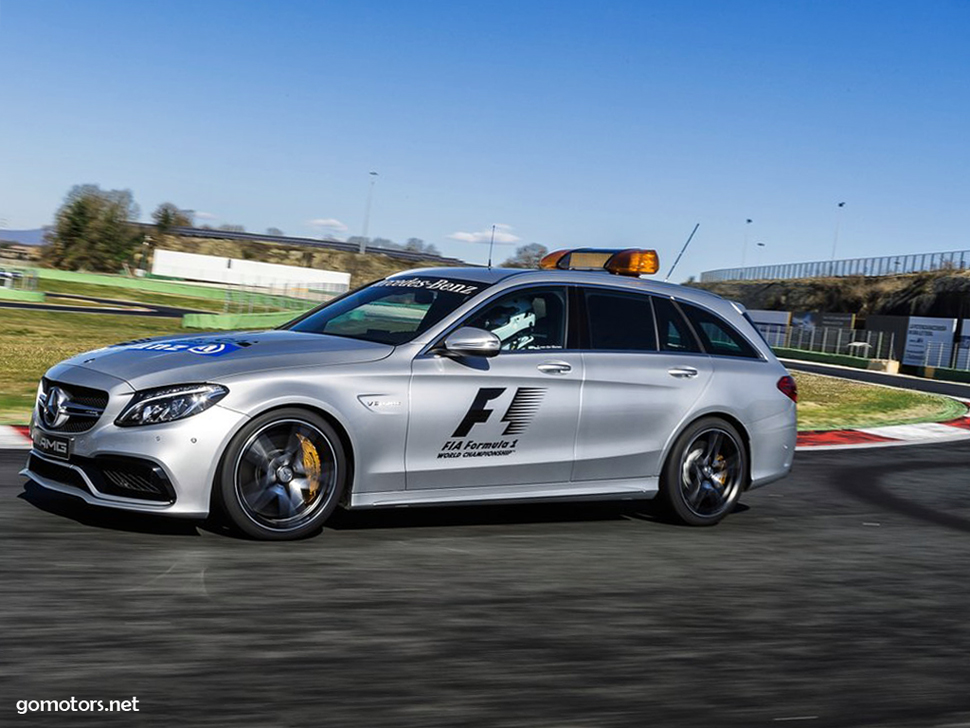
[452,387,546,438]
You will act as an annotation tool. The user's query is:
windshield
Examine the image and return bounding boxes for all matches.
[285,275,489,344]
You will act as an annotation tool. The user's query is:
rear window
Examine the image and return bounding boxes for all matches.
[679,301,760,359]
[653,297,702,353]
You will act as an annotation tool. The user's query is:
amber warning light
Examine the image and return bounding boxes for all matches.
[539,248,660,277]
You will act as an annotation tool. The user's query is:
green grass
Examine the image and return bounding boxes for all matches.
[38,278,227,313]
[0,310,183,423]
[794,371,966,431]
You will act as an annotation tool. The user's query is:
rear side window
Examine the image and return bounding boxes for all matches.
[653,297,702,353]
[584,290,656,351]
[679,301,760,359]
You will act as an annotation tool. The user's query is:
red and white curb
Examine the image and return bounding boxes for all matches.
[797,410,970,450]
[0,426,30,449]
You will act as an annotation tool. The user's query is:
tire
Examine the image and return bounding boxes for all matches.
[660,417,747,526]
[216,408,347,540]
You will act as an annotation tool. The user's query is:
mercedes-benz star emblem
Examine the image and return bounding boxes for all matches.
[42,387,70,429]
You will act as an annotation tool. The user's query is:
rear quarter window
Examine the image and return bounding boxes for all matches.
[679,301,760,359]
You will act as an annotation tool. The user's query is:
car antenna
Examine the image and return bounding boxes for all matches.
[664,223,700,282]
[487,224,496,269]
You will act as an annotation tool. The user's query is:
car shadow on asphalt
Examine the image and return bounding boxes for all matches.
[18,482,203,536]
[17,480,750,539]
[326,500,749,531]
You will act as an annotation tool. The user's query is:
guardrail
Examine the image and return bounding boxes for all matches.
[701,248,970,282]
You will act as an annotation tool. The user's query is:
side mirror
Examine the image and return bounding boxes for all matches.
[438,327,501,358]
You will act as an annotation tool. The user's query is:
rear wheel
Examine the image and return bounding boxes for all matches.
[217,408,346,540]
[660,417,746,526]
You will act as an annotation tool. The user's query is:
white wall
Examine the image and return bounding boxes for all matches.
[151,249,350,293]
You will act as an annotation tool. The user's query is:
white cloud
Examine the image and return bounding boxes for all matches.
[447,224,520,245]
[194,211,218,221]
[308,218,348,232]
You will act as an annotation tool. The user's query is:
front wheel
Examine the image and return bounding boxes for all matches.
[660,417,747,526]
[217,408,347,540]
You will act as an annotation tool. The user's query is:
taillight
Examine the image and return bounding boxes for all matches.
[777,375,798,403]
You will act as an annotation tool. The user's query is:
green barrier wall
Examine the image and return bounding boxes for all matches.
[0,288,45,303]
[182,310,310,330]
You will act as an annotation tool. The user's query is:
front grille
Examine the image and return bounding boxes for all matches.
[27,453,91,493]
[39,378,109,433]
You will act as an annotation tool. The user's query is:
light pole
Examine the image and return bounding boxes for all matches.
[360,171,379,254]
[741,218,752,269]
[755,242,766,272]
[830,201,846,263]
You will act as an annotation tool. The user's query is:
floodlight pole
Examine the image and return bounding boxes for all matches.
[360,171,379,254]
[665,223,700,282]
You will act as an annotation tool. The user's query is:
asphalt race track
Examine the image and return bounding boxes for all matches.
[0,294,203,318]
[2,443,970,727]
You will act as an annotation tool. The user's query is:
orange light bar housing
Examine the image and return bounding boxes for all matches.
[538,249,570,270]
[605,249,660,276]
[538,248,660,277]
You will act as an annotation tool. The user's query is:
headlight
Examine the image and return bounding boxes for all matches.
[115,384,229,427]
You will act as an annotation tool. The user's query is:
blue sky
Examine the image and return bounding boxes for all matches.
[1,0,968,279]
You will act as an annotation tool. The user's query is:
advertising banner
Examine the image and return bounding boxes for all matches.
[902,317,957,367]
[790,312,856,330]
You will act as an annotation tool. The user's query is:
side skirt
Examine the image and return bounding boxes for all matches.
[349,477,659,509]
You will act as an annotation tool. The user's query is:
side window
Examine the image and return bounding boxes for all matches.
[465,288,566,351]
[680,301,760,359]
[652,297,702,353]
[584,289,656,351]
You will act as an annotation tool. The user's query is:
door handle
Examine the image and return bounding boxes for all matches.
[667,366,699,379]
[538,361,572,375]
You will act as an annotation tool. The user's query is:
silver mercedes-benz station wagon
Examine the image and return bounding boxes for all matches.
[23,248,797,540]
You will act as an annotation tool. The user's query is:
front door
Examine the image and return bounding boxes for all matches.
[406,286,582,490]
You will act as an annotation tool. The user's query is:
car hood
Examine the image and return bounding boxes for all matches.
[64,330,393,390]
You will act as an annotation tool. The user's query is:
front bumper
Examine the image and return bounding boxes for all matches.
[22,403,249,518]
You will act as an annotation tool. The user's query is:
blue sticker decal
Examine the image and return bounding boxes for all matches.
[186,342,240,357]
[120,340,241,356]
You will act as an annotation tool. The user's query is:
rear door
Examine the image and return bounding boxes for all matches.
[573,290,713,481]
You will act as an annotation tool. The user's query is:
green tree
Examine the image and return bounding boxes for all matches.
[502,243,548,269]
[43,184,141,272]
[266,227,284,236]
[152,202,193,234]
[404,237,441,256]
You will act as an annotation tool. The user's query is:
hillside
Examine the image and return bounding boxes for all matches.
[692,270,970,319]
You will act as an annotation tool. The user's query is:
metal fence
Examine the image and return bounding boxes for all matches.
[760,323,970,372]
[757,324,897,361]
[0,265,39,291]
[221,280,336,314]
[701,248,970,282]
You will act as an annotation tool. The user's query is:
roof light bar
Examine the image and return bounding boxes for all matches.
[538,248,660,277]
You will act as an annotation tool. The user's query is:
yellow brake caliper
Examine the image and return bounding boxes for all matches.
[296,434,322,503]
